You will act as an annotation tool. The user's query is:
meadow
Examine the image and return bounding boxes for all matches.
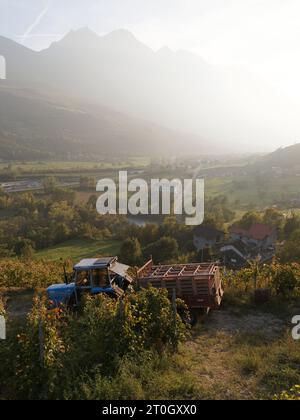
[34,238,121,262]
[205,174,300,209]
[0,158,150,174]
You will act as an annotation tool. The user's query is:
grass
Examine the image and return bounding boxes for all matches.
[34,238,121,262]
[0,159,150,174]
[206,174,300,208]
[174,291,300,400]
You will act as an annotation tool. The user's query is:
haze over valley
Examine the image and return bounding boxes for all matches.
[1,27,300,158]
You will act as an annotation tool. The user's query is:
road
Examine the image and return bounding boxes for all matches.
[0,180,79,193]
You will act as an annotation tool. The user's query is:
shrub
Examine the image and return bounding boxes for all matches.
[0,259,63,288]
[120,237,142,266]
[5,288,189,399]
[274,385,300,400]
[223,261,300,298]
[269,262,300,296]
[143,236,179,263]
[67,288,189,373]
[13,296,67,399]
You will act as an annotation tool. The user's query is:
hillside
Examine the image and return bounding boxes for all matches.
[0,85,199,159]
[246,143,300,173]
[1,29,300,153]
[259,144,300,169]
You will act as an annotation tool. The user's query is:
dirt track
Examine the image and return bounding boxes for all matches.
[204,308,286,339]
[183,307,288,399]
[2,289,34,320]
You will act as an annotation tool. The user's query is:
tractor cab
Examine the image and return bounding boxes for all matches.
[47,257,133,307]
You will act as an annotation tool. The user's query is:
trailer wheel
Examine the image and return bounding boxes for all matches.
[202,308,211,316]
[190,309,203,326]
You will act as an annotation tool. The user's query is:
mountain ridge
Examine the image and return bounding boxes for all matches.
[1,28,300,157]
[0,84,205,160]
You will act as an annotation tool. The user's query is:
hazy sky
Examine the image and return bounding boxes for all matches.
[1,0,300,98]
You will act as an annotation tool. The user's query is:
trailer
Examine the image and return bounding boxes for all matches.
[137,259,224,316]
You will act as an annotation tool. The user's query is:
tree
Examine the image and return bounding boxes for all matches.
[270,262,299,296]
[0,244,15,258]
[21,243,34,260]
[52,188,75,204]
[14,239,35,259]
[80,176,96,191]
[120,237,143,266]
[48,201,75,223]
[284,213,300,238]
[87,194,98,210]
[43,177,57,194]
[143,236,179,263]
[279,229,300,263]
[136,224,159,246]
[53,223,71,243]
[238,211,262,229]
[263,208,284,230]
[202,215,223,231]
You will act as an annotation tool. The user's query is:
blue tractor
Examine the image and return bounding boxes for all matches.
[47,257,133,307]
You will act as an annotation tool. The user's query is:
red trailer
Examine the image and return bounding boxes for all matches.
[137,259,224,315]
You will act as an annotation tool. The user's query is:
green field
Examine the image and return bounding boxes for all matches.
[0,159,150,174]
[34,238,121,262]
[206,174,300,209]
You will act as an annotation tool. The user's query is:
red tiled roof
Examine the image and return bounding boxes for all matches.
[230,226,247,236]
[248,224,274,240]
[230,223,274,241]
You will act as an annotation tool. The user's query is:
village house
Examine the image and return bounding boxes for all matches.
[220,240,252,269]
[193,226,225,252]
[220,223,277,269]
[229,223,277,250]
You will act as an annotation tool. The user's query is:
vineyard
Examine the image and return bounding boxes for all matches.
[0,259,300,400]
[0,288,190,400]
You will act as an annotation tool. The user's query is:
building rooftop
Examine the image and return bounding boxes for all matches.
[230,223,275,241]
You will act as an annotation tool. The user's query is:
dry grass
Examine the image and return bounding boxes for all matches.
[176,306,300,400]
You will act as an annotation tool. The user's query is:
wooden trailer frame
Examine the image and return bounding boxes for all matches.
[137,259,224,312]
